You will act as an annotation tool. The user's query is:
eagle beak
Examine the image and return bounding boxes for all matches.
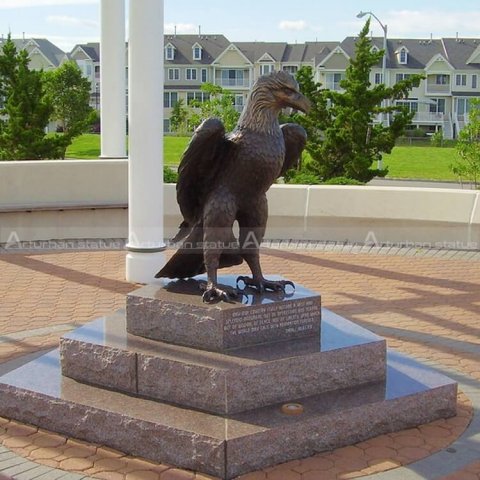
[292,92,311,114]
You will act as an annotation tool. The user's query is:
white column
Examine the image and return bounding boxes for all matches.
[100,0,126,158]
[125,0,166,283]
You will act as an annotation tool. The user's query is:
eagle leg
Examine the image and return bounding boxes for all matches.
[237,275,295,293]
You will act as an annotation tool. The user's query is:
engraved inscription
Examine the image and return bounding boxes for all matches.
[224,299,320,337]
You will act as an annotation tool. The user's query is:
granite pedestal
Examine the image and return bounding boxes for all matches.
[0,275,458,479]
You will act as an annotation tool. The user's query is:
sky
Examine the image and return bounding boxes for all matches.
[0,0,479,52]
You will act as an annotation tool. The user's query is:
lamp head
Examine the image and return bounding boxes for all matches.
[356,11,367,18]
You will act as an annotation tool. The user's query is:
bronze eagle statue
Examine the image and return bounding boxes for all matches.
[156,71,310,302]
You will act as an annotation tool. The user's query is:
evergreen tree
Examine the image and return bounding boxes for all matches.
[43,60,94,140]
[451,98,480,188]
[169,98,189,135]
[0,36,66,160]
[189,83,240,132]
[293,19,423,183]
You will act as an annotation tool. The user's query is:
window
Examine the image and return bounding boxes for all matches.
[456,98,470,115]
[435,74,449,85]
[163,92,178,108]
[396,100,418,113]
[168,68,180,81]
[94,65,100,78]
[429,98,446,114]
[193,45,202,60]
[164,119,171,134]
[325,72,344,90]
[233,94,244,112]
[282,66,298,75]
[186,68,197,80]
[165,44,175,61]
[260,63,275,75]
[374,72,383,84]
[456,74,467,86]
[85,64,92,76]
[201,68,208,83]
[473,74,478,89]
[396,73,411,83]
[220,69,244,87]
[398,48,408,64]
[187,91,210,105]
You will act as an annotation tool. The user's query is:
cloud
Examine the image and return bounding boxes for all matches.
[278,20,308,32]
[47,15,98,29]
[0,0,97,7]
[164,23,197,35]
[384,10,480,37]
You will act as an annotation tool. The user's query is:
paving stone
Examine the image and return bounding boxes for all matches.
[0,247,479,480]
[14,465,57,480]
[0,456,29,471]
[0,460,41,477]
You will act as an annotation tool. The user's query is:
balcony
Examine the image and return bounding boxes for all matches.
[412,112,446,123]
[215,69,250,89]
[217,78,250,88]
[426,76,451,95]
[325,81,343,91]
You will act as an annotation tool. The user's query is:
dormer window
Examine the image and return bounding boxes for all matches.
[193,43,202,61]
[398,47,408,64]
[165,43,175,61]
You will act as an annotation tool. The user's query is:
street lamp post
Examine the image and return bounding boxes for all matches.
[357,10,388,170]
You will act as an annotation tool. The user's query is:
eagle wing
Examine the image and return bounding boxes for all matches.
[176,118,231,226]
[279,123,307,178]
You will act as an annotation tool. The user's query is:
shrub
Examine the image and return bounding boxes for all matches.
[163,166,178,183]
[323,176,364,185]
[430,131,443,147]
[283,168,321,185]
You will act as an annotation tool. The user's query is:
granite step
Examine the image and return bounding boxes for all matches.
[125,275,322,351]
[60,308,386,414]
[0,349,457,479]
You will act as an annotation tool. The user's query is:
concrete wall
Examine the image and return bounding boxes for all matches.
[0,160,479,249]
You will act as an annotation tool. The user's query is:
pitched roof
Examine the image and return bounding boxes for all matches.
[79,43,100,62]
[30,38,66,66]
[164,34,230,65]
[387,38,446,69]
[234,42,288,63]
[0,37,65,67]
[304,42,339,66]
[442,38,480,69]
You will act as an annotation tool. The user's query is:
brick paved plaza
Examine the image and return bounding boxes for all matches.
[0,245,479,479]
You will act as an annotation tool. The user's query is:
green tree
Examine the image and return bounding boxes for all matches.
[189,83,240,132]
[43,60,94,139]
[293,19,423,183]
[169,98,189,135]
[0,36,66,160]
[451,98,480,188]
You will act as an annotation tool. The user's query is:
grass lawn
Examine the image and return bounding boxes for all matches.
[383,146,459,181]
[65,134,189,166]
[66,134,461,181]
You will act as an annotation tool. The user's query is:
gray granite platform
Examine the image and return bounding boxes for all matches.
[0,276,459,479]
[0,349,456,479]
[60,309,386,414]
[126,276,321,351]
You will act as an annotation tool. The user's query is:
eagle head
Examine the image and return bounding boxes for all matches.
[255,70,311,114]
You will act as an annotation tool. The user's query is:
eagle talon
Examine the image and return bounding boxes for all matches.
[236,276,295,294]
[202,285,238,303]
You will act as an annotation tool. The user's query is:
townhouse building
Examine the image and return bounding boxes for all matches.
[0,37,66,71]
[3,33,480,138]
[162,34,480,137]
